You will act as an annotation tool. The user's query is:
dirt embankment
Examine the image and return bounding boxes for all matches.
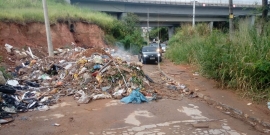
[0,22,107,66]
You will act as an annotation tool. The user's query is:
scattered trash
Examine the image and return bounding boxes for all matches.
[0,44,185,125]
[193,72,199,76]
[0,115,14,124]
[268,102,270,110]
[4,43,13,53]
[92,93,112,100]
[76,90,91,104]
[37,105,49,111]
[2,106,17,114]
[53,123,60,126]
[6,80,19,87]
[247,103,252,106]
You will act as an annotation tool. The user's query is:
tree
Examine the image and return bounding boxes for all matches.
[149,27,168,42]
[262,0,268,22]
[112,13,144,53]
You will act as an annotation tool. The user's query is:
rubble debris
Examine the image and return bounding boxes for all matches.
[0,43,198,125]
[0,44,164,124]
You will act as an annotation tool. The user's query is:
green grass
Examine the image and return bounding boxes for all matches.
[0,0,116,31]
[166,21,270,102]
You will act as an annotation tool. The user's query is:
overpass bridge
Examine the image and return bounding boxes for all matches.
[69,0,264,38]
[70,0,261,26]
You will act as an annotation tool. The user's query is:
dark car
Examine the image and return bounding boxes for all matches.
[138,46,162,64]
[160,43,167,52]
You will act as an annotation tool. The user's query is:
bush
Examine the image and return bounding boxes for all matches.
[166,20,270,102]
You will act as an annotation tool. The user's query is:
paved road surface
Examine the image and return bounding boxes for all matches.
[0,61,264,135]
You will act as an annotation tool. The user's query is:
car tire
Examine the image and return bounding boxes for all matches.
[141,57,146,64]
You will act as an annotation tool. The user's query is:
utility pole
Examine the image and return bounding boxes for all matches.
[147,8,150,45]
[192,0,196,28]
[262,0,268,22]
[229,0,234,40]
[42,0,54,57]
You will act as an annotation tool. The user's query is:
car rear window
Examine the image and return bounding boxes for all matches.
[142,47,157,52]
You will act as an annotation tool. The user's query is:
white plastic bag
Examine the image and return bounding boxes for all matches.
[77,90,91,104]
[5,43,13,53]
[93,55,103,64]
[7,80,19,86]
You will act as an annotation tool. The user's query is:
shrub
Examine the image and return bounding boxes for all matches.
[166,19,270,102]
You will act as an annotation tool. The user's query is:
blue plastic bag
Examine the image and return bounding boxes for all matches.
[121,88,148,104]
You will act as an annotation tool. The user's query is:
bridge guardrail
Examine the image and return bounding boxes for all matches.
[97,0,261,7]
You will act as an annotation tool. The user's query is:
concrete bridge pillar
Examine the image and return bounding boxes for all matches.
[209,21,213,31]
[168,26,175,39]
[248,15,255,27]
[119,12,127,20]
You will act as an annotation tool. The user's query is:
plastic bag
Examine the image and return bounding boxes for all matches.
[93,55,103,64]
[120,88,148,104]
[5,43,13,53]
[0,85,16,94]
[77,90,91,104]
[92,93,112,100]
[6,80,19,86]
[38,74,52,80]
[113,89,125,96]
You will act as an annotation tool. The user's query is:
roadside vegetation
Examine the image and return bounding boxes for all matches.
[0,0,115,31]
[166,21,270,102]
[111,13,145,54]
[149,27,169,42]
[0,0,144,53]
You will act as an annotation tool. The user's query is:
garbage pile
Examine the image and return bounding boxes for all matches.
[0,44,157,124]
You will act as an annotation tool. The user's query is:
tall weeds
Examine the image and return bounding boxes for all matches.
[166,21,270,102]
